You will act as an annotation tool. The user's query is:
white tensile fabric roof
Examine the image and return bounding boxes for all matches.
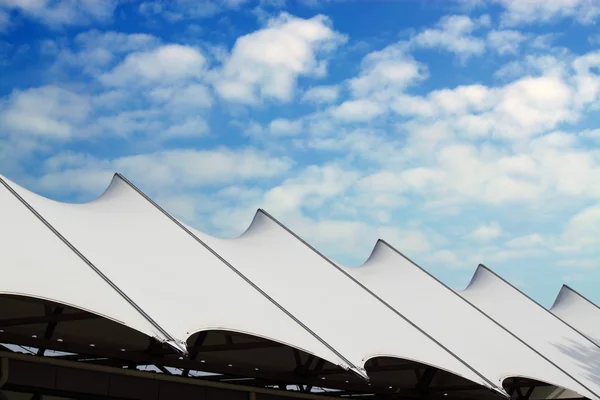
[552,285,600,347]
[1,172,599,400]
[459,267,600,399]
[346,243,600,399]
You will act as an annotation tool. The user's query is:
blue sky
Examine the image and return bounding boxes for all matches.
[0,0,598,308]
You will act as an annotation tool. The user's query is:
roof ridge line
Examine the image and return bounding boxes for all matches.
[476,264,600,352]
[462,264,600,400]
[559,285,600,312]
[256,209,505,397]
[115,174,365,379]
[0,174,183,353]
[377,240,600,398]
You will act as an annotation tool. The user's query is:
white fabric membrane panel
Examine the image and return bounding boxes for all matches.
[460,266,600,400]
[345,241,598,400]
[551,285,600,347]
[188,211,495,392]
[0,176,165,343]
[2,175,351,372]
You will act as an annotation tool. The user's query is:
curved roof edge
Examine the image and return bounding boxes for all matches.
[350,239,508,396]
[0,173,185,353]
[466,264,600,351]
[552,285,600,312]
[551,285,600,346]
[346,240,600,400]
[115,174,366,380]
[461,264,600,400]
[255,210,505,396]
[1,172,362,377]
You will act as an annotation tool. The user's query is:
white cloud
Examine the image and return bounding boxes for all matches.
[204,163,360,231]
[119,149,292,190]
[294,216,434,264]
[200,163,436,262]
[379,227,434,255]
[487,29,527,54]
[412,145,541,204]
[465,245,544,266]
[268,118,303,136]
[560,204,600,251]
[214,13,347,104]
[350,129,600,212]
[305,126,406,167]
[392,75,577,140]
[89,109,165,138]
[582,129,600,140]
[3,5,600,300]
[101,44,206,87]
[331,99,386,122]
[148,83,213,110]
[301,85,340,104]
[505,233,545,248]
[74,30,159,53]
[0,86,90,139]
[0,0,117,28]
[164,117,209,138]
[349,43,426,98]
[572,50,600,108]
[492,0,600,26]
[0,33,216,144]
[412,14,490,59]
[393,84,493,118]
[493,76,576,138]
[425,249,464,267]
[38,148,293,196]
[556,259,598,269]
[272,41,600,223]
[494,54,568,80]
[61,41,215,141]
[138,0,250,21]
[261,163,359,214]
[357,170,403,193]
[529,34,559,50]
[467,222,503,242]
[562,273,585,282]
[0,9,9,32]
[50,30,161,75]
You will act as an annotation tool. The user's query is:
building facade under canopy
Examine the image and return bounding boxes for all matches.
[0,172,598,400]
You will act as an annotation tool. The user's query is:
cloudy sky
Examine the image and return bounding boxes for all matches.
[0,0,598,307]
